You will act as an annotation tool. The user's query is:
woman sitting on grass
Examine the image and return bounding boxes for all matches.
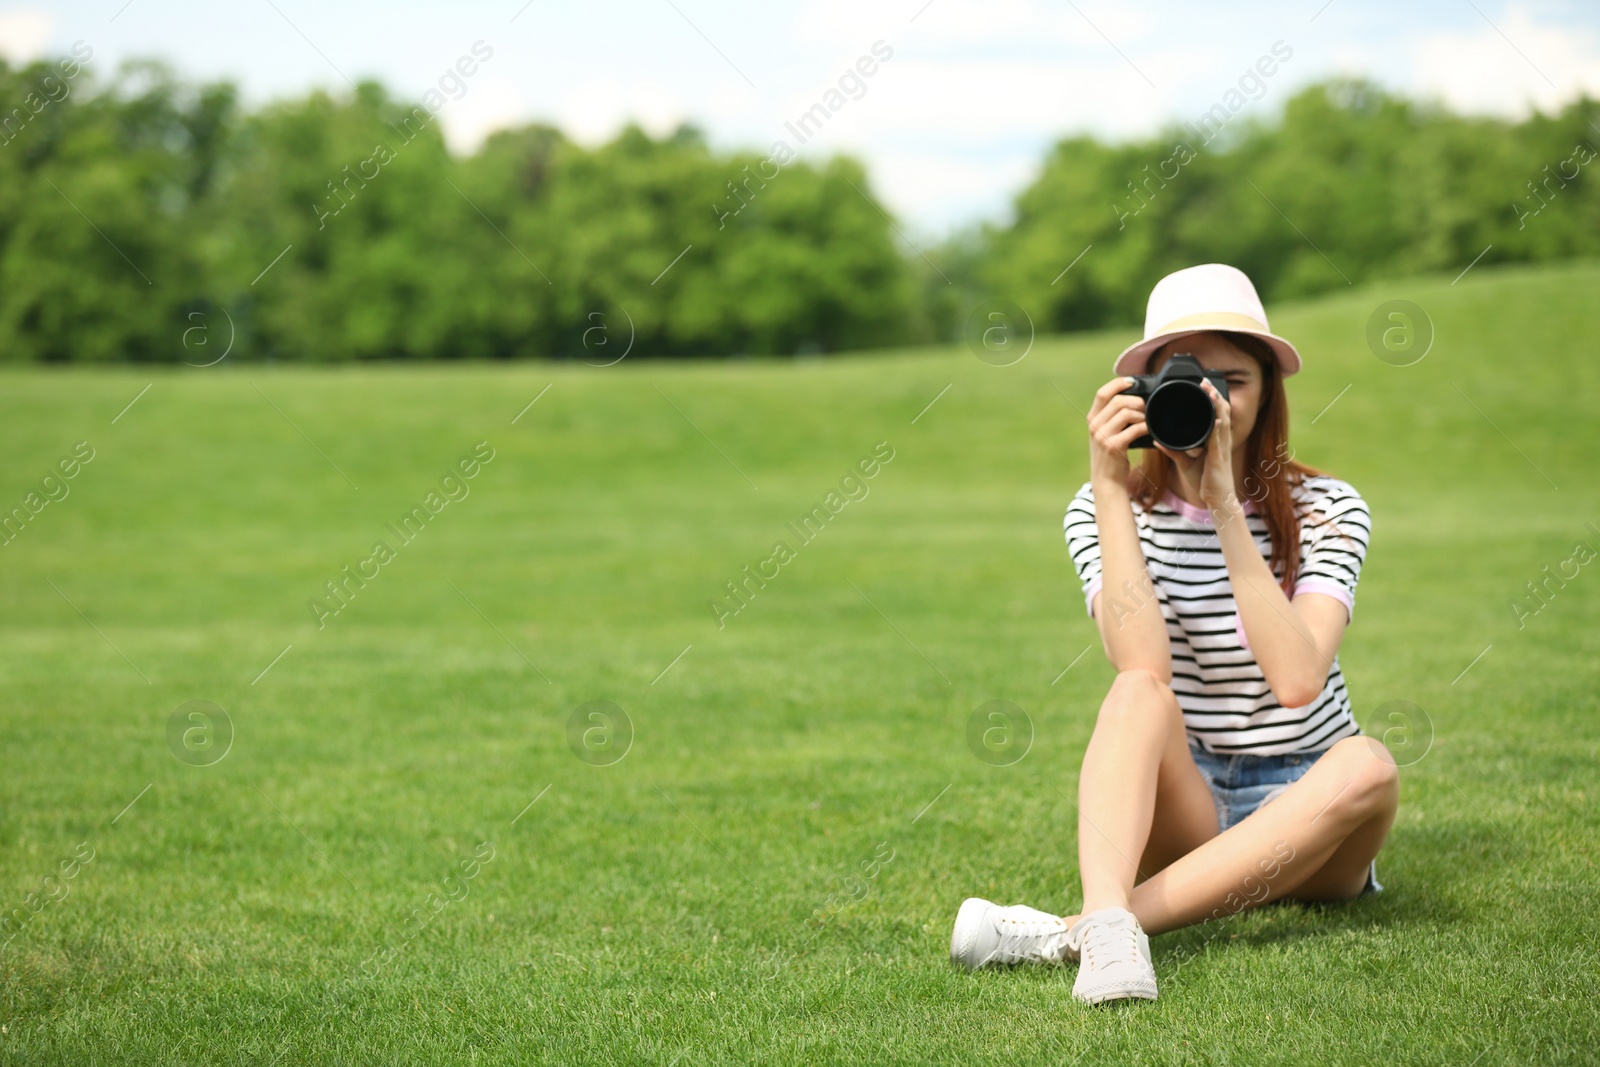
[950,263,1399,1004]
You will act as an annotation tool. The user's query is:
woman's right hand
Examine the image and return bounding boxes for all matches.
[1086,376,1146,489]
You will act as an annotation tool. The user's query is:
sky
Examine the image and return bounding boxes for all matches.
[1,0,1597,236]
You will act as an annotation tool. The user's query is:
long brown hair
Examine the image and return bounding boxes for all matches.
[1126,330,1323,592]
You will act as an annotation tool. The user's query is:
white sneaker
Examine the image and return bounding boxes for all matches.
[1066,907,1158,1004]
[949,897,1074,970]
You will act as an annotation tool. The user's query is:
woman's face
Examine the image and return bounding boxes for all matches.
[1148,333,1263,451]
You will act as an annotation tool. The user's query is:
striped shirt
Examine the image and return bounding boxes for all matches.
[1063,475,1371,756]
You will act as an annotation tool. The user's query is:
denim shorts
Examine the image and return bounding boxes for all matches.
[1186,735,1383,897]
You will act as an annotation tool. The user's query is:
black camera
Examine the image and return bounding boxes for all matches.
[1124,353,1229,451]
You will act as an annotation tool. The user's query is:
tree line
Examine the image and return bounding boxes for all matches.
[972,79,1600,335]
[0,53,1596,362]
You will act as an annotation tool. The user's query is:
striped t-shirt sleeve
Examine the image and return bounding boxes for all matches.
[1063,482,1103,617]
[1292,482,1371,621]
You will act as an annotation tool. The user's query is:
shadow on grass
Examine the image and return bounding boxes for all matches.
[1152,869,1472,974]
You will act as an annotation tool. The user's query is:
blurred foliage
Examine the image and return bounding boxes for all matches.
[0,56,1596,361]
[0,59,918,362]
[977,78,1600,333]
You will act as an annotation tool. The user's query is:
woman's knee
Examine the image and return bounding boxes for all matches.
[1319,736,1399,819]
[1098,669,1179,727]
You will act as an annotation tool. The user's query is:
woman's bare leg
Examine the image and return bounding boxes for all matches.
[1068,737,1398,935]
[1124,736,1397,934]
[1071,670,1399,936]
[1077,669,1221,914]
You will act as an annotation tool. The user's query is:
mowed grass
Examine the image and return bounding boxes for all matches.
[1,259,1598,1065]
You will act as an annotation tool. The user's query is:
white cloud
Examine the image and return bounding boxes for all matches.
[868,146,1040,233]
[704,81,762,127]
[438,77,527,154]
[550,77,692,145]
[1411,4,1600,117]
[808,56,1166,144]
[789,0,1154,53]
[0,8,52,65]
[764,52,1180,228]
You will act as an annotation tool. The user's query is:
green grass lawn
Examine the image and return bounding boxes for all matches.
[1,259,1597,1065]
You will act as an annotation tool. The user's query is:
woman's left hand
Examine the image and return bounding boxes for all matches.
[1158,380,1236,509]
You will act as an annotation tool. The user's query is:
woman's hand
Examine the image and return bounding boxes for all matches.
[1086,377,1145,490]
[1157,380,1237,509]
[1084,377,1171,680]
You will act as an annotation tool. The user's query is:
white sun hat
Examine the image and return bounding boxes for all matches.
[1112,263,1302,377]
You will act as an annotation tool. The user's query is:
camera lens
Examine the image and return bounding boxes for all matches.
[1146,379,1214,451]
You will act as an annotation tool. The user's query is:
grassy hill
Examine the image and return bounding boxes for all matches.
[1,259,1596,1064]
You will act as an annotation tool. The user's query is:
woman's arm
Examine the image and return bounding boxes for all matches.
[1085,378,1172,680]
[1211,495,1347,707]
[1166,379,1346,707]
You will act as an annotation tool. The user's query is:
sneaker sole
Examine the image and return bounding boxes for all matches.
[1073,980,1158,1005]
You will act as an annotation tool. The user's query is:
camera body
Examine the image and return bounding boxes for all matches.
[1124,353,1229,451]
